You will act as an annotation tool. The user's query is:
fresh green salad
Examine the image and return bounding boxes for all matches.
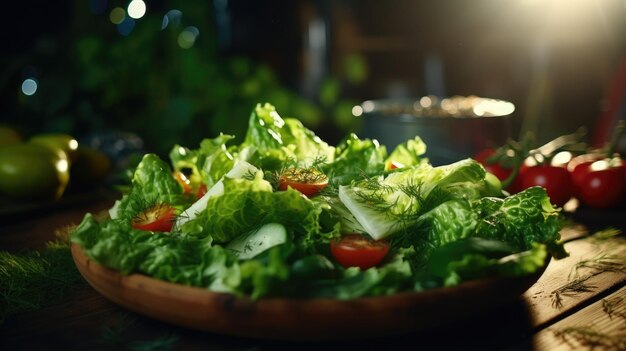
[72,103,565,299]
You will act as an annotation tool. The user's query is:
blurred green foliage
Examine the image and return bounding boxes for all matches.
[6,1,365,154]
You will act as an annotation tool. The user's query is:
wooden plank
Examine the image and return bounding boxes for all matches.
[532,286,626,350]
[522,235,626,328]
[559,224,589,242]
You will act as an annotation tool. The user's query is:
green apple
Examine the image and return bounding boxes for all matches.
[0,143,70,201]
[29,133,78,164]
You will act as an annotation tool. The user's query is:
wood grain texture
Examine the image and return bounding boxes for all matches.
[532,286,626,351]
[522,236,626,328]
[71,242,545,341]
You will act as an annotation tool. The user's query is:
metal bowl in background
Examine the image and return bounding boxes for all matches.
[357,96,515,166]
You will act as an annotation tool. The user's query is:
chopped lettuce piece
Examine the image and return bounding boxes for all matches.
[473,186,562,251]
[384,136,427,169]
[338,159,493,240]
[324,133,387,185]
[113,154,186,222]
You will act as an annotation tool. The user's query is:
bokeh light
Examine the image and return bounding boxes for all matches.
[162,9,182,30]
[117,17,136,36]
[352,105,363,117]
[177,26,199,49]
[127,0,146,19]
[109,7,125,24]
[21,78,38,96]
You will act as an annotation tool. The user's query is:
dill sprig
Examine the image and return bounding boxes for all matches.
[0,241,84,323]
[553,326,626,350]
[591,228,622,243]
[568,253,626,281]
[550,275,597,309]
[603,296,625,320]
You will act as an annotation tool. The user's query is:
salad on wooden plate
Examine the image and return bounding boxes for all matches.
[71,103,565,339]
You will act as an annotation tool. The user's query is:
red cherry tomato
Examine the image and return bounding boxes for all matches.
[279,168,328,197]
[330,234,390,270]
[131,204,176,232]
[520,165,573,207]
[173,171,191,194]
[386,160,405,171]
[474,148,528,193]
[474,148,513,182]
[196,183,208,199]
[568,155,626,208]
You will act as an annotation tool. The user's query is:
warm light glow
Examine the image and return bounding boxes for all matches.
[69,139,79,151]
[352,105,363,117]
[109,7,125,24]
[21,78,38,96]
[551,151,572,166]
[56,159,69,173]
[127,0,146,19]
[362,100,375,113]
[420,96,432,108]
[590,160,609,171]
[473,100,515,117]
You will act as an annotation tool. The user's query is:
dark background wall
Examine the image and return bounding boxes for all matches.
[1,0,625,151]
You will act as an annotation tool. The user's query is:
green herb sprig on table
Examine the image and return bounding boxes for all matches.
[0,241,83,323]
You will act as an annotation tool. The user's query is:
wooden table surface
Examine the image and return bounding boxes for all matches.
[1,196,625,351]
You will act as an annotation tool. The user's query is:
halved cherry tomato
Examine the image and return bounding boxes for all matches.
[196,183,208,199]
[520,165,573,207]
[385,160,405,171]
[173,171,191,194]
[131,203,176,232]
[278,168,328,197]
[330,234,390,270]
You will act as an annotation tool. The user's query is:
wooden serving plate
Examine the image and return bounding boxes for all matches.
[71,243,547,341]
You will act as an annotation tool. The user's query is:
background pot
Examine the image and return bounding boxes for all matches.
[358,96,515,165]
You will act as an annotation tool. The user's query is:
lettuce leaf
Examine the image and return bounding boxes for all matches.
[241,103,334,170]
[182,171,333,247]
[473,186,562,251]
[428,239,548,286]
[384,136,427,169]
[112,154,187,222]
[338,159,493,240]
[324,133,387,185]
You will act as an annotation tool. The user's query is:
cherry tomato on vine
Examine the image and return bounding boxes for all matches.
[330,234,390,270]
[474,148,528,193]
[474,148,513,182]
[278,167,328,197]
[131,203,176,232]
[520,165,573,207]
[568,155,626,208]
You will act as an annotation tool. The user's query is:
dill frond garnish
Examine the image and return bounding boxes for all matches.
[0,242,84,323]
[602,296,625,320]
[550,276,597,309]
[568,253,626,280]
[591,228,622,243]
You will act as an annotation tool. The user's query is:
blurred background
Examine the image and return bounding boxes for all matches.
[1,0,626,155]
